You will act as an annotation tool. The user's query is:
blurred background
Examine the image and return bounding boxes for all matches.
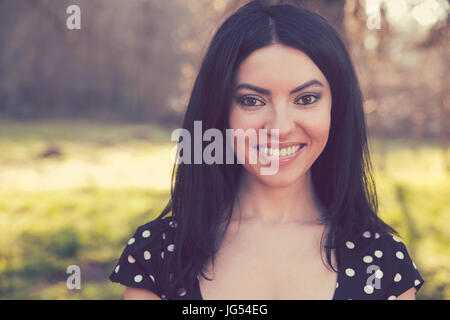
[0,0,448,299]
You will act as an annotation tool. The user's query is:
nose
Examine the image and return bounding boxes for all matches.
[264,103,296,138]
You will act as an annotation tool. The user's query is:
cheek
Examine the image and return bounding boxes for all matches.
[228,108,248,159]
[228,107,264,167]
[228,107,240,130]
[304,112,331,149]
[229,107,261,143]
[229,106,256,130]
[313,115,330,138]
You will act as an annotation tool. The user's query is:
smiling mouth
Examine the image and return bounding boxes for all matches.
[254,143,307,157]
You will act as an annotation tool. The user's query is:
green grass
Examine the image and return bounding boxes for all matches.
[0,186,171,299]
[369,138,450,299]
[0,120,448,299]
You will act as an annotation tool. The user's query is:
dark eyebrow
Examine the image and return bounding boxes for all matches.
[234,80,324,95]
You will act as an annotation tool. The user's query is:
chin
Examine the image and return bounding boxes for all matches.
[263,174,304,188]
[248,166,308,188]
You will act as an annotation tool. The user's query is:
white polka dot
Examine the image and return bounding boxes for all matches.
[336,282,339,288]
[134,274,143,283]
[375,232,380,239]
[364,285,374,294]
[346,241,355,249]
[149,274,155,283]
[128,237,135,245]
[162,233,166,240]
[394,273,402,282]
[345,268,355,277]
[363,256,373,263]
[374,250,383,258]
[363,231,371,238]
[387,295,396,300]
[161,294,166,300]
[167,244,175,252]
[169,273,174,281]
[144,250,151,260]
[392,235,401,242]
[177,288,187,296]
[396,251,404,260]
[414,279,421,286]
[413,261,417,269]
[128,255,136,263]
[115,265,120,273]
[169,220,178,228]
[375,269,383,279]
[161,251,165,259]
[142,230,151,238]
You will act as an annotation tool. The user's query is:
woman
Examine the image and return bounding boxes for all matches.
[109,0,425,300]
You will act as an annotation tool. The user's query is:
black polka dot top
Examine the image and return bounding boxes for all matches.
[109,216,425,300]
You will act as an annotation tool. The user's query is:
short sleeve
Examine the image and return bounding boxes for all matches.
[384,235,425,299]
[109,218,168,297]
[335,229,425,300]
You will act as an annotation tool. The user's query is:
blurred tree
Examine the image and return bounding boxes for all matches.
[0,0,448,140]
[344,0,449,172]
[0,0,190,124]
[224,0,347,41]
[418,15,450,173]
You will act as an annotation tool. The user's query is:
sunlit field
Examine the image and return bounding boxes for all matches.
[0,120,448,299]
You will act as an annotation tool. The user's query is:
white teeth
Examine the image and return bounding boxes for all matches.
[258,144,303,157]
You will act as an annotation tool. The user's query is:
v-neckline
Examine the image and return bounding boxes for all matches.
[195,266,340,300]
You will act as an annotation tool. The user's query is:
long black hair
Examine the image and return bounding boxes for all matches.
[157,0,399,298]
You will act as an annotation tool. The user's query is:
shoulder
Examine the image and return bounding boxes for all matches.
[119,215,178,259]
[131,215,177,249]
[339,228,425,299]
[109,215,178,298]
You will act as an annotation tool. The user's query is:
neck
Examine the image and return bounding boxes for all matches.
[231,170,325,225]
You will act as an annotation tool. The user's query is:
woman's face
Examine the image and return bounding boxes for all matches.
[229,44,332,187]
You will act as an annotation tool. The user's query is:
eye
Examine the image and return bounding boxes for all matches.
[295,94,320,106]
[236,96,265,108]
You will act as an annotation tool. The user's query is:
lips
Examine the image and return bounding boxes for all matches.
[253,143,307,158]
[255,142,307,149]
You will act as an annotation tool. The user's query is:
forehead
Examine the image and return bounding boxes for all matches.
[236,44,329,90]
